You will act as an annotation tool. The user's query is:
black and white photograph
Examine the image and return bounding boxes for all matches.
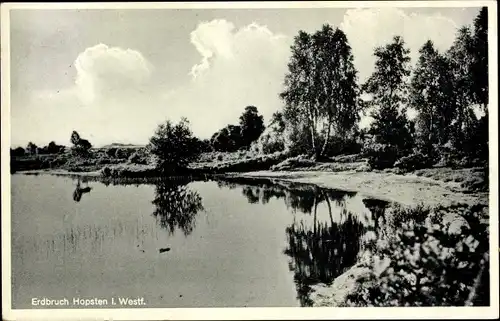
[1,1,498,320]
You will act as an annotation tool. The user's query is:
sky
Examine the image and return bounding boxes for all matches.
[9,5,482,148]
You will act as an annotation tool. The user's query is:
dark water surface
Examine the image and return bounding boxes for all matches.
[11,174,388,308]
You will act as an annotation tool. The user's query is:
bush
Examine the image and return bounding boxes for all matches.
[347,204,489,307]
[106,148,118,158]
[114,148,134,159]
[49,155,69,168]
[364,143,400,170]
[270,154,314,171]
[148,118,201,174]
[394,152,433,172]
[323,136,363,157]
[101,166,112,177]
[128,149,149,165]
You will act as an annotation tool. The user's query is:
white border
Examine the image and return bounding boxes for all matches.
[1,1,498,320]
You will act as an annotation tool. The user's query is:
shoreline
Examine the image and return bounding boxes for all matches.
[17,167,488,208]
[230,170,488,208]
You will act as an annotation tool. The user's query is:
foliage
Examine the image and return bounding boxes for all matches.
[210,106,265,152]
[251,111,287,154]
[363,143,401,170]
[191,151,290,173]
[148,118,200,174]
[280,24,360,159]
[239,105,265,148]
[470,7,488,110]
[407,8,488,165]
[347,204,489,307]
[364,36,414,153]
[114,148,134,159]
[410,41,455,148]
[100,164,157,178]
[394,151,433,172]
[446,27,478,152]
[128,149,150,165]
[10,147,26,157]
[26,142,38,155]
[70,130,92,156]
[211,124,243,152]
[47,141,65,154]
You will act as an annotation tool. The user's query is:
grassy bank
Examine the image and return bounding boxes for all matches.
[10,149,292,177]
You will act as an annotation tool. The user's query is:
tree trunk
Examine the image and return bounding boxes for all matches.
[307,105,317,158]
[320,116,332,158]
[323,191,334,227]
[313,195,318,237]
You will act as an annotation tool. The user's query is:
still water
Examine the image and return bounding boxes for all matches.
[11,174,389,308]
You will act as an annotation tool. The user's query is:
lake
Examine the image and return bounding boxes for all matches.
[11,173,389,308]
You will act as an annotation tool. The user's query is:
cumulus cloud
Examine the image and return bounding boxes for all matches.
[166,19,291,139]
[11,44,162,147]
[75,43,153,104]
[341,8,459,83]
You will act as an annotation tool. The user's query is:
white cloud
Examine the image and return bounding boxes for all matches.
[341,8,459,83]
[75,43,153,104]
[166,19,291,139]
[12,44,163,147]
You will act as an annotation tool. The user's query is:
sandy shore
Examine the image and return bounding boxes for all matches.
[231,170,488,207]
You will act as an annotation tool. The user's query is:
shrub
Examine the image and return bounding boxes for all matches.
[49,155,69,168]
[128,150,149,165]
[394,152,433,172]
[115,148,134,159]
[270,154,314,171]
[101,166,112,177]
[347,204,489,307]
[148,118,201,174]
[364,143,400,170]
[106,148,118,158]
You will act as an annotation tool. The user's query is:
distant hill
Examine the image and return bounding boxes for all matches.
[100,143,146,149]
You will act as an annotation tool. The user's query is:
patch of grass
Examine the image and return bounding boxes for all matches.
[412,167,488,192]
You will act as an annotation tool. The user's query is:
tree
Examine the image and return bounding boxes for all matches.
[26,142,38,155]
[252,111,287,154]
[70,131,80,146]
[211,124,243,152]
[280,24,360,159]
[47,141,64,154]
[410,41,455,149]
[239,106,265,148]
[148,118,200,174]
[471,7,488,110]
[364,36,414,153]
[446,26,477,150]
[10,147,25,157]
[70,131,92,156]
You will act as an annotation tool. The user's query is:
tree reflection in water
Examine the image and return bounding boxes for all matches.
[152,178,204,236]
[72,178,92,202]
[362,198,390,238]
[232,179,366,307]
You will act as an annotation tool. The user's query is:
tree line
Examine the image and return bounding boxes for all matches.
[278,7,488,169]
